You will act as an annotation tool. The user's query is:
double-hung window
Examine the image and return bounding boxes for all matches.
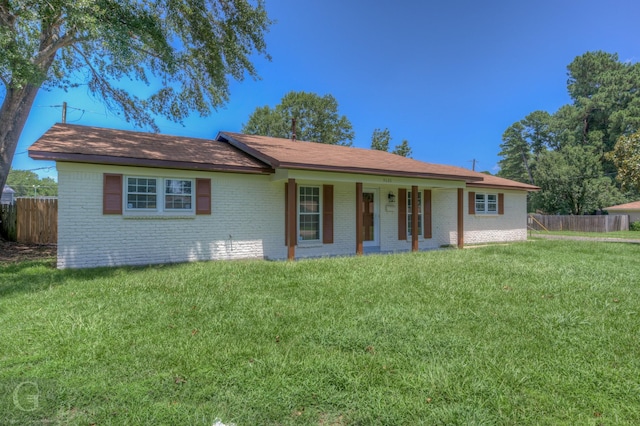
[298,186,321,241]
[125,176,194,214]
[407,190,423,236]
[127,177,157,210]
[475,193,497,214]
[165,179,193,211]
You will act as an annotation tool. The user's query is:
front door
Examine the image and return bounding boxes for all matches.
[362,189,379,247]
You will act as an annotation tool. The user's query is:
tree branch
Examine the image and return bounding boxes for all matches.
[70,44,109,89]
[33,32,84,67]
[0,0,16,31]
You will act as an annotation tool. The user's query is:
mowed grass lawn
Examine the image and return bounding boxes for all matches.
[1,240,640,425]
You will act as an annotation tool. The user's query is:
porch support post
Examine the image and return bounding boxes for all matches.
[287,178,296,260]
[411,185,419,252]
[457,188,464,248]
[356,182,363,255]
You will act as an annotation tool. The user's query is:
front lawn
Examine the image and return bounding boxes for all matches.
[1,240,639,424]
[529,229,640,239]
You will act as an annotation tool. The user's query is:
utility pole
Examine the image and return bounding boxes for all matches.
[470,159,478,171]
[62,101,67,123]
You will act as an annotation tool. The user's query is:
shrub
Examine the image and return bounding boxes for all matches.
[631,221,640,231]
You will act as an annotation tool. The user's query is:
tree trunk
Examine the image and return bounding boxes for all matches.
[0,83,41,192]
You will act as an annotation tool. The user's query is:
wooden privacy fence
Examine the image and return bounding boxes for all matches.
[528,213,629,232]
[0,198,57,244]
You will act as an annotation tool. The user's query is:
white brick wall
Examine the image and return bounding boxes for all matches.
[56,163,530,268]
[464,190,528,243]
[294,181,356,259]
[57,163,286,268]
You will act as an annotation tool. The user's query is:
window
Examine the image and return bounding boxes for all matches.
[127,177,157,210]
[298,186,321,241]
[165,179,192,210]
[125,176,194,214]
[475,193,498,214]
[407,190,423,236]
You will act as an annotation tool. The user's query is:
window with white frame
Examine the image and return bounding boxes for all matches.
[407,190,423,236]
[298,186,321,241]
[125,176,194,214]
[127,177,157,210]
[475,193,497,214]
[165,179,193,210]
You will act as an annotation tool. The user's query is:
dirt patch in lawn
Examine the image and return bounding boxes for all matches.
[0,237,56,264]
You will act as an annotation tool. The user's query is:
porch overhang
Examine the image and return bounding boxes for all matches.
[270,168,467,189]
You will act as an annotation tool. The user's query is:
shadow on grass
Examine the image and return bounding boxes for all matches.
[2,261,128,298]
[0,258,208,299]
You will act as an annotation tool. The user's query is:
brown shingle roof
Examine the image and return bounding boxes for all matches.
[217,132,539,190]
[217,132,484,181]
[604,201,640,211]
[28,123,272,174]
[28,124,539,191]
[465,172,539,191]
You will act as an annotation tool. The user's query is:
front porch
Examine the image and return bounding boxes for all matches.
[279,171,466,260]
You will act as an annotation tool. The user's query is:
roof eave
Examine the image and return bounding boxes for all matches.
[278,162,481,181]
[467,182,540,191]
[28,150,274,174]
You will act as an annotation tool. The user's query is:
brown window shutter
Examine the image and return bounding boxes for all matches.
[398,188,407,240]
[498,193,504,215]
[468,191,475,215]
[103,174,123,215]
[323,184,334,244]
[424,189,432,239]
[195,178,211,215]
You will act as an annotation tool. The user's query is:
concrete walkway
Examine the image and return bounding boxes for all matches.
[531,233,640,244]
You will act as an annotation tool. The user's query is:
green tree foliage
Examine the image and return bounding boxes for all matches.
[497,111,553,185]
[608,130,640,190]
[371,128,391,151]
[391,140,412,158]
[498,51,640,213]
[369,128,412,157]
[6,169,57,196]
[0,0,272,195]
[532,146,623,215]
[242,91,355,146]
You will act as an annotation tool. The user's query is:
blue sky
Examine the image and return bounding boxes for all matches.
[12,0,640,180]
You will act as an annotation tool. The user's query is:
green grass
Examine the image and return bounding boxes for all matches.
[530,229,640,239]
[1,241,640,425]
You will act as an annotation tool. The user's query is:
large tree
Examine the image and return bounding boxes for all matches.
[242,91,355,145]
[0,0,272,192]
[532,146,623,215]
[498,51,640,213]
[497,110,553,185]
[608,130,640,190]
